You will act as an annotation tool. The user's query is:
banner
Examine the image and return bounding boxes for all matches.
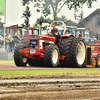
[0,0,5,16]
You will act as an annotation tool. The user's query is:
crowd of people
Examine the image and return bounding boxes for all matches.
[5,34,14,52]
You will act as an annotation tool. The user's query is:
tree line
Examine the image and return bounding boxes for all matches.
[21,0,97,27]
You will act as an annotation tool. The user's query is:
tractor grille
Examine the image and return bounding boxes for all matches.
[30,40,38,48]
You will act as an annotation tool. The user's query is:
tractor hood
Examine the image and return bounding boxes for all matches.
[39,35,55,42]
[29,34,55,42]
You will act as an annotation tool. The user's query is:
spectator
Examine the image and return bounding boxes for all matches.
[9,36,14,52]
[5,34,10,52]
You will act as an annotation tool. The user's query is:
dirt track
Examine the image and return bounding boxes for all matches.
[1,88,100,100]
[0,61,100,70]
[1,78,100,100]
[1,61,100,100]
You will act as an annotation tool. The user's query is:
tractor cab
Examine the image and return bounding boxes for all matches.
[5,25,38,39]
[75,27,97,44]
[56,26,71,36]
[6,25,22,38]
[5,25,39,44]
[20,27,39,40]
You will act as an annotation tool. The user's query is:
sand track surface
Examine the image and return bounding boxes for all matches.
[0,61,100,100]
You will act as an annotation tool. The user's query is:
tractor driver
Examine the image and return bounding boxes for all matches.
[50,23,60,45]
[79,33,82,38]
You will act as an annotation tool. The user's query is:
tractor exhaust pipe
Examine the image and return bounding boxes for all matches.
[39,21,42,36]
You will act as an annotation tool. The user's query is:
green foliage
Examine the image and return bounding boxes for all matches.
[66,0,97,10]
[21,0,97,20]
[34,16,53,27]
[21,0,33,5]
[21,6,31,27]
[56,15,77,26]
[34,15,77,26]
[37,16,53,24]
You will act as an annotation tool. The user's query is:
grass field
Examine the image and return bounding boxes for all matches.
[0,59,14,61]
[0,59,100,76]
[0,69,100,75]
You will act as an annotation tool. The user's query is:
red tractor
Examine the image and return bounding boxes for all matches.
[14,21,86,67]
[5,25,39,47]
[5,25,37,43]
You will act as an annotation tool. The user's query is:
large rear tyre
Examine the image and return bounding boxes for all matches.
[70,38,86,67]
[60,37,74,67]
[44,45,60,67]
[96,54,100,67]
[14,44,28,66]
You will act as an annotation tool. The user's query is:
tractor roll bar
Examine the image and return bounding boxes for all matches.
[50,21,67,35]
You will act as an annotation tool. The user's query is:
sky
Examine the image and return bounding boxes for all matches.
[0,0,100,26]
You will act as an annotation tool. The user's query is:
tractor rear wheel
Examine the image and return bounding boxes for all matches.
[44,45,60,67]
[14,44,28,66]
[70,38,86,67]
[60,36,74,67]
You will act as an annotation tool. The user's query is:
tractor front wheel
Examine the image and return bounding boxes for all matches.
[44,45,60,67]
[14,44,28,66]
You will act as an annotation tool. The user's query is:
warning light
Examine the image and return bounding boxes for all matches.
[33,26,34,28]
[37,21,39,23]
[59,24,61,26]
[16,24,18,26]
[45,25,47,27]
